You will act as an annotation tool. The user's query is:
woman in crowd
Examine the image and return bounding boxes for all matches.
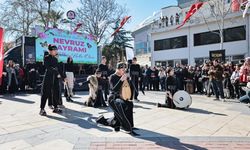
[231,64,241,99]
[64,56,75,102]
[201,64,210,96]
[239,57,250,83]
[158,67,166,91]
[6,60,18,94]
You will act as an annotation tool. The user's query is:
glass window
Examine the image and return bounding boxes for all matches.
[154,35,187,51]
[194,26,246,46]
[194,31,220,46]
[224,26,246,42]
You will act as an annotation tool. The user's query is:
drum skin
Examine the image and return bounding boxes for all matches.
[173,90,192,109]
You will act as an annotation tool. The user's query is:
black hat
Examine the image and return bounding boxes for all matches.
[48,44,57,51]
[95,69,102,74]
[117,62,126,69]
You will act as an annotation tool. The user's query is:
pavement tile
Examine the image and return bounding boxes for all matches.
[0,140,32,150]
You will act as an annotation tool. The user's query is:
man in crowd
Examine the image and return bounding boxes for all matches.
[211,59,225,101]
[129,57,141,101]
[98,56,109,101]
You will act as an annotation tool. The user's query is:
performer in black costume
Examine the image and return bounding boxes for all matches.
[129,57,141,101]
[157,69,176,108]
[39,45,66,116]
[96,62,139,136]
[98,56,109,101]
[84,69,107,107]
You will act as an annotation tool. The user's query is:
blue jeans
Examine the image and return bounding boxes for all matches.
[212,80,224,99]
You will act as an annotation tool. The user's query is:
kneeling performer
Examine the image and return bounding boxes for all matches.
[84,69,107,107]
[157,69,176,108]
[96,62,139,136]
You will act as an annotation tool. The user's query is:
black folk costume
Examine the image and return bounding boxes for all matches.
[129,62,141,101]
[84,70,107,107]
[96,63,139,136]
[157,73,177,109]
[98,63,109,101]
[40,45,66,116]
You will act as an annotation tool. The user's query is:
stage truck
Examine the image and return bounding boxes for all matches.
[4,26,100,91]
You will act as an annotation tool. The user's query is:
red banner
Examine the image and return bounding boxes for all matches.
[0,28,4,86]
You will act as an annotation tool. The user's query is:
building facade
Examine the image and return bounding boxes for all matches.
[132,1,249,67]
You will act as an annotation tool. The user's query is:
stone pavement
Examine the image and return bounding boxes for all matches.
[0,91,250,149]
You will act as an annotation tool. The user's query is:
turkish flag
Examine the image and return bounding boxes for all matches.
[111,16,131,36]
[0,28,4,86]
[73,23,83,32]
[177,2,204,29]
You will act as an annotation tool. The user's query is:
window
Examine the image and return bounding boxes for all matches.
[194,26,246,46]
[194,31,220,46]
[224,26,246,42]
[135,42,148,55]
[154,35,187,51]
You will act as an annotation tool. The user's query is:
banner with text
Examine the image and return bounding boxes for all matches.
[35,26,97,64]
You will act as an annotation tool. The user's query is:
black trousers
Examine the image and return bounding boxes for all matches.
[40,79,60,109]
[102,79,109,101]
[93,90,107,107]
[131,76,139,99]
[108,98,134,132]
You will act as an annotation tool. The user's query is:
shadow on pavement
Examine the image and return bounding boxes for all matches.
[46,107,113,132]
[91,125,208,149]
[133,129,208,150]
[1,95,35,104]
[71,100,85,105]
[187,108,227,116]
[133,104,151,110]
[138,101,157,106]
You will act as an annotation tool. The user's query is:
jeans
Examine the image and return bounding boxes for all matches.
[212,80,224,99]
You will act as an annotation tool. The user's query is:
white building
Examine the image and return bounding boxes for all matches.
[132,0,249,67]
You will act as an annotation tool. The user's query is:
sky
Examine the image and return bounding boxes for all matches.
[63,0,178,31]
[0,0,178,40]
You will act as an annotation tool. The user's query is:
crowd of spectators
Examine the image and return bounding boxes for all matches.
[140,58,249,101]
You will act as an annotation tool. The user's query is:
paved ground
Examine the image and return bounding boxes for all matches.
[0,91,250,149]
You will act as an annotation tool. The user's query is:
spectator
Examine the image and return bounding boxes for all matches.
[159,67,166,91]
[202,64,210,96]
[150,67,157,91]
[145,65,151,90]
[175,13,180,25]
[161,16,165,28]
[174,63,184,90]
[231,64,241,99]
[16,64,25,92]
[6,60,18,94]
[239,57,250,83]
[194,66,203,94]
[212,59,225,101]
[223,72,233,99]
[170,15,174,25]
[186,66,195,94]
[165,16,169,27]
